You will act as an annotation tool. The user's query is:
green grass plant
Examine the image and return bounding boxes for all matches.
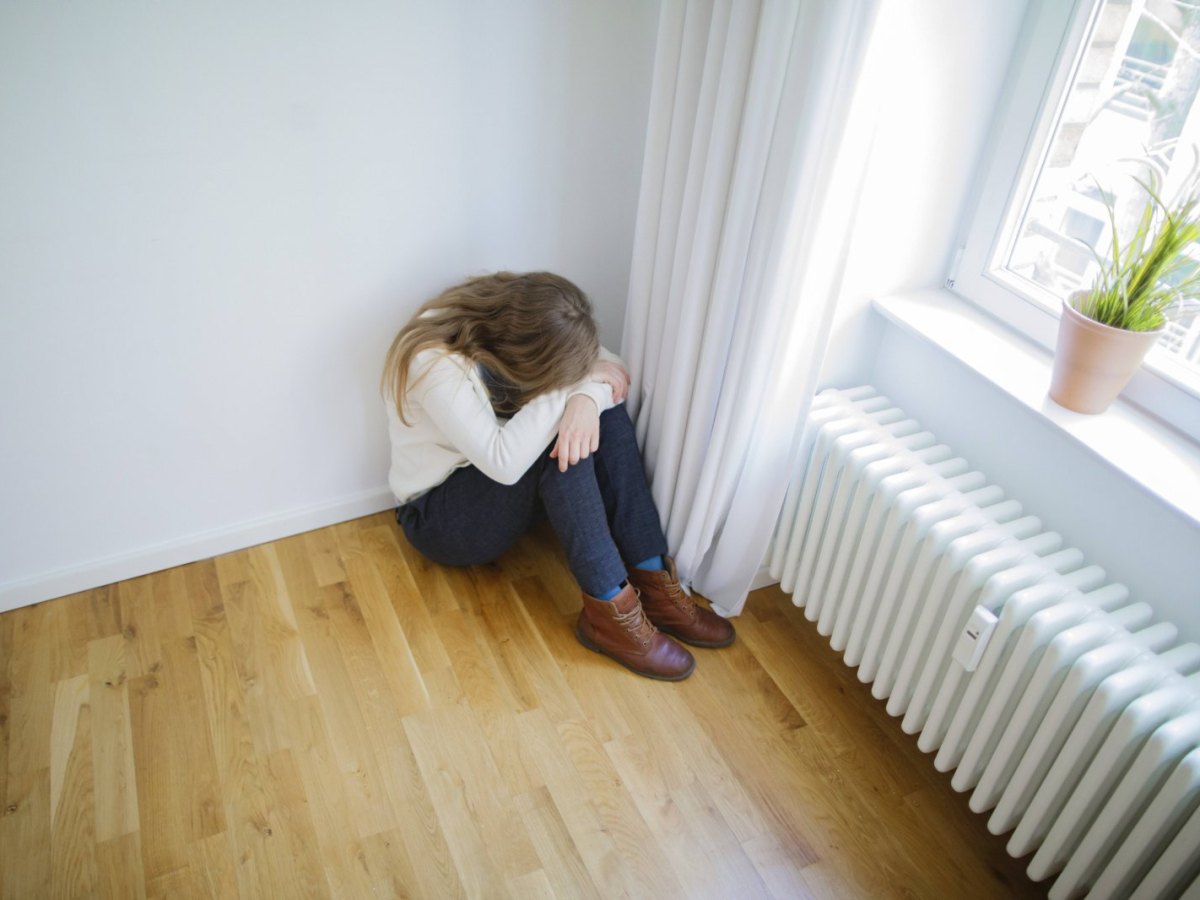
[1076,169,1200,332]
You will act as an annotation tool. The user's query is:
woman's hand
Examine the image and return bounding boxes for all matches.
[590,359,630,404]
[550,394,600,472]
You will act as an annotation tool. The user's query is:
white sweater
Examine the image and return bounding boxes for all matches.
[386,347,622,504]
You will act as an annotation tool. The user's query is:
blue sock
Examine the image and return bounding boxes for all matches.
[634,555,664,571]
[596,581,626,601]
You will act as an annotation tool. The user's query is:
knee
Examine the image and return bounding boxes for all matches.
[599,403,635,438]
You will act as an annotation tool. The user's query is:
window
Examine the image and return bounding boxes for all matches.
[954,0,1200,440]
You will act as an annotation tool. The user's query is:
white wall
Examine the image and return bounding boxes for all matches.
[818,0,1030,389]
[0,0,660,609]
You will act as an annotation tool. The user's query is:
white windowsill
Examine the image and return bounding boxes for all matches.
[873,289,1200,529]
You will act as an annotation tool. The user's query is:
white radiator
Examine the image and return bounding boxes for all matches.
[768,386,1200,900]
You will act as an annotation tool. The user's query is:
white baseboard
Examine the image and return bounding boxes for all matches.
[0,486,398,615]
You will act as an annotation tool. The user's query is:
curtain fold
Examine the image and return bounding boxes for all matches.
[623,0,881,615]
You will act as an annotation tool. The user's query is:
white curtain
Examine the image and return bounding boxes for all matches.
[622,0,881,616]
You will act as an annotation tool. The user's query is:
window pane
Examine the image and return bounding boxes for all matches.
[1005,0,1200,371]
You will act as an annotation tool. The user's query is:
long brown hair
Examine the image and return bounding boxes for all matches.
[382,271,600,422]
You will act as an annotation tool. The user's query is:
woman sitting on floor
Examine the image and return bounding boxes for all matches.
[381,271,734,681]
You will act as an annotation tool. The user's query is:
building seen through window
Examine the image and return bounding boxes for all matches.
[1009,0,1200,366]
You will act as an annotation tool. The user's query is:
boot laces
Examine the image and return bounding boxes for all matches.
[662,578,699,622]
[614,603,657,647]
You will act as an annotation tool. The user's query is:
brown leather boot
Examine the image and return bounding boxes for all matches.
[626,557,735,648]
[575,583,695,681]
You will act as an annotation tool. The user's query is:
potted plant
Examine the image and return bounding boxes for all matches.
[1050,169,1200,413]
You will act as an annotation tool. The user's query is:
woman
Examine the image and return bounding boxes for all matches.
[382,271,733,681]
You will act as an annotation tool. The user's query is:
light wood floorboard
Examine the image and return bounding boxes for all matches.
[1,514,1042,898]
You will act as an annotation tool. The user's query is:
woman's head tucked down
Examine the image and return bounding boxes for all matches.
[383,271,600,421]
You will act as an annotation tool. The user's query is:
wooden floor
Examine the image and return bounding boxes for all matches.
[0,512,1042,899]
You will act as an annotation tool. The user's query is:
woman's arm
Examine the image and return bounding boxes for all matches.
[411,351,614,484]
[549,393,601,472]
[591,347,630,404]
[548,346,628,470]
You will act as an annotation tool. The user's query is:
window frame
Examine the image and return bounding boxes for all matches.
[952,0,1200,443]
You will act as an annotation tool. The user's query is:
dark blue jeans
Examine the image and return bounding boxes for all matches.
[396,405,668,597]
